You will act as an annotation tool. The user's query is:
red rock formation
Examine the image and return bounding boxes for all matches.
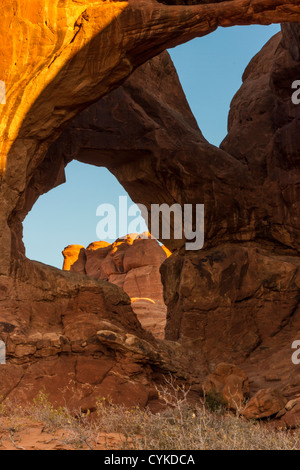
[63,233,169,339]
[62,245,85,272]
[54,24,300,402]
[242,389,288,419]
[0,260,157,408]
[0,47,209,409]
[160,25,300,397]
[276,397,300,429]
[202,363,250,411]
[1,1,300,273]
[1,1,300,411]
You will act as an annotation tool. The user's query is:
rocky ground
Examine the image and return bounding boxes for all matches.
[1,390,300,451]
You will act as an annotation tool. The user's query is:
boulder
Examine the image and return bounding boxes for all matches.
[276,397,300,429]
[242,389,287,419]
[203,363,249,411]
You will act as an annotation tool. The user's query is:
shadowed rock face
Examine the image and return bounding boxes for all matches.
[0,50,211,409]
[1,1,300,408]
[50,25,300,398]
[163,24,300,396]
[1,1,300,273]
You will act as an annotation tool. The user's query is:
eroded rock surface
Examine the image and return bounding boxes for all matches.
[53,28,300,400]
[1,1,300,273]
[161,25,300,398]
[0,40,212,408]
[1,1,300,410]
[202,363,250,411]
[63,234,168,339]
[242,389,287,420]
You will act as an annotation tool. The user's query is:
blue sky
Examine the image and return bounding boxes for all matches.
[23,24,280,269]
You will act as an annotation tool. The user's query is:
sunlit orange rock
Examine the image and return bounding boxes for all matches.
[62,245,85,271]
[1,1,300,272]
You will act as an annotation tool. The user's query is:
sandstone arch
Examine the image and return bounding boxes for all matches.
[1,2,300,406]
[1,0,300,274]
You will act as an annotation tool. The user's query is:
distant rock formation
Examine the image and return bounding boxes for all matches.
[63,233,169,339]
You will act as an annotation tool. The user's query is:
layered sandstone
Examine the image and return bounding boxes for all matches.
[0,1,300,410]
[160,25,300,396]
[1,1,300,274]
[63,234,169,339]
[54,24,300,400]
[0,49,210,409]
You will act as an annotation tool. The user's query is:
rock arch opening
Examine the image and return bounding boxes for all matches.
[169,25,281,146]
[23,160,168,339]
[22,26,281,343]
[23,161,147,269]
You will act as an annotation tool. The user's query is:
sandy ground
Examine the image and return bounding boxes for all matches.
[0,417,124,450]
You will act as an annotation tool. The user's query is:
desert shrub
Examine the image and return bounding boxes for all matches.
[204,390,227,413]
[0,384,300,450]
[30,391,73,430]
[93,399,299,450]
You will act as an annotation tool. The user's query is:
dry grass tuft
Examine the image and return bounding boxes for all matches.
[0,385,299,450]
